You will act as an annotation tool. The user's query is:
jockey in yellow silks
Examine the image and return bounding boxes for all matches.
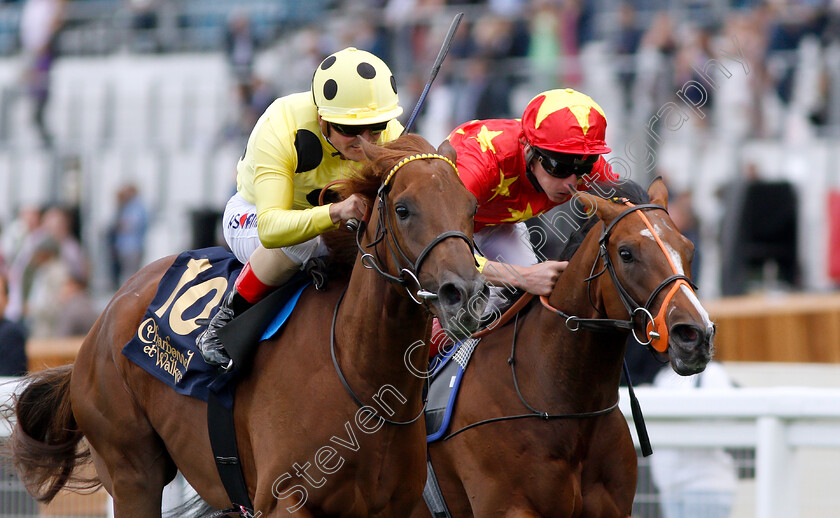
[197,47,404,370]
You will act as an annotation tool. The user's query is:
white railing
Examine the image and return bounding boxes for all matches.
[621,387,840,518]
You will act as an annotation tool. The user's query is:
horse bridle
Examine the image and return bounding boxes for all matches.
[540,198,698,353]
[354,153,476,304]
[443,197,698,441]
[333,153,475,426]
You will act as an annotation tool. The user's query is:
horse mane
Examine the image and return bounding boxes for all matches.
[557,180,651,262]
[336,134,437,202]
[322,134,438,278]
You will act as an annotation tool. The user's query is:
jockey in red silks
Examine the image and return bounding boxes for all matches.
[197,48,404,370]
[431,88,617,356]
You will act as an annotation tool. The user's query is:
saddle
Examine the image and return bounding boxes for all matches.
[121,248,324,406]
[425,337,480,441]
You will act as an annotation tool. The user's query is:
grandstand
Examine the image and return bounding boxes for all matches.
[0,0,833,299]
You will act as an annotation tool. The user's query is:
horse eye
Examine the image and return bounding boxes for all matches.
[619,248,633,263]
[395,205,410,219]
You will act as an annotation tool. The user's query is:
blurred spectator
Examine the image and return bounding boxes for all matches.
[19,0,65,147]
[54,273,98,337]
[720,10,770,139]
[674,24,720,131]
[633,12,678,131]
[247,76,278,125]
[107,184,148,289]
[650,362,738,518]
[487,0,526,17]
[4,206,47,321]
[23,237,68,338]
[764,4,803,107]
[341,15,391,64]
[0,270,28,376]
[612,3,644,116]
[40,205,86,282]
[720,172,799,295]
[6,205,86,322]
[452,55,512,123]
[1,205,41,269]
[528,0,562,92]
[450,14,525,122]
[224,11,259,114]
[129,0,161,53]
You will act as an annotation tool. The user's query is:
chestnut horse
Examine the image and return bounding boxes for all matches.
[411,179,714,517]
[7,135,487,517]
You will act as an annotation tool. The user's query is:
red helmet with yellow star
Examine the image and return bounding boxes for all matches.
[521,88,611,156]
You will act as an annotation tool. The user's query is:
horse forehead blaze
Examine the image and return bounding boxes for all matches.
[638,224,686,276]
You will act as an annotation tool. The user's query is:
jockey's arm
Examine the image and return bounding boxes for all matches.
[477,258,568,297]
[252,121,340,249]
[254,172,339,248]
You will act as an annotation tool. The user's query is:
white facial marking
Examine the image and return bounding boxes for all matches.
[650,223,684,275]
[644,217,711,329]
[680,285,712,328]
[664,242,685,275]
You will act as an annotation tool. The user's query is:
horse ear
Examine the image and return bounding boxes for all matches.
[574,192,626,225]
[437,140,457,163]
[648,176,669,208]
[360,137,385,162]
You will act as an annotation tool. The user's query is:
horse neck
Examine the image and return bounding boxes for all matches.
[517,227,627,411]
[334,258,428,417]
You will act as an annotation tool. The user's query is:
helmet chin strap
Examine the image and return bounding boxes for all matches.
[319,117,347,159]
[523,144,544,193]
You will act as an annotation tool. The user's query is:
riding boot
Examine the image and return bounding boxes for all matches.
[196,262,273,370]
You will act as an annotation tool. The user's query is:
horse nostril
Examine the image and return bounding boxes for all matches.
[671,324,704,347]
[438,282,464,308]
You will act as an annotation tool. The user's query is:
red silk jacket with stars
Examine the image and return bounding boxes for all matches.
[448,119,616,231]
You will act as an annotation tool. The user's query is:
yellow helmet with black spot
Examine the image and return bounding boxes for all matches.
[312,47,403,125]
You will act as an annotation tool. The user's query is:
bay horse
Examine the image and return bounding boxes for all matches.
[411,179,714,517]
[6,134,487,517]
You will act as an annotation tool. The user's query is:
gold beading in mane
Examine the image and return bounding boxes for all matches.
[381,153,458,189]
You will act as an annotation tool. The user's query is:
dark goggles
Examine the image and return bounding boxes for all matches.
[330,121,389,137]
[534,148,599,179]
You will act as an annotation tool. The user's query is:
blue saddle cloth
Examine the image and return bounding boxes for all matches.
[425,337,480,442]
[121,247,307,408]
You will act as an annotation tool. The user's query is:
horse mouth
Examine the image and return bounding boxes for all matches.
[437,312,482,342]
[667,322,714,375]
[669,355,708,376]
[431,277,487,341]
[668,340,714,376]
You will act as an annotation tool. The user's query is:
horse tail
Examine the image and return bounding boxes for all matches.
[3,364,101,503]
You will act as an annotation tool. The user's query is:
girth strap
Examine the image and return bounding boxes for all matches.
[422,460,453,518]
[207,392,255,517]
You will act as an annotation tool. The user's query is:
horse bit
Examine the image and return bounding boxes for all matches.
[443,197,699,441]
[353,153,476,304]
[332,153,476,426]
[540,197,698,353]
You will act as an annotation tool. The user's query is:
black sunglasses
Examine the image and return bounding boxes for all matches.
[330,121,389,137]
[534,149,599,179]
